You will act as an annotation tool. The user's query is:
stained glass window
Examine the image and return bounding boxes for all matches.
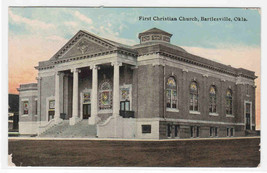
[209,85,217,113]
[120,88,130,101]
[166,77,177,109]
[190,81,198,111]
[226,89,233,115]
[83,92,91,104]
[99,81,112,110]
[23,101,29,115]
[49,100,55,109]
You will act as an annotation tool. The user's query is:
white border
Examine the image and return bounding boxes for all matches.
[2,0,266,173]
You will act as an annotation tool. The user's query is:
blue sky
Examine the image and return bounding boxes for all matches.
[9,7,260,48]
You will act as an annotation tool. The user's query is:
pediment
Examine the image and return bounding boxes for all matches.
[51,30,116,60]
[62,37,113,58]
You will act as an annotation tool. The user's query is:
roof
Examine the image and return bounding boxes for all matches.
[138,27,173,39]
[35,28,256,79]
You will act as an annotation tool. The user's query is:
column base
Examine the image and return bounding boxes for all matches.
[88,116,96,125]
[69,117,81,126]
[88,115,100,125]
[54,117,63,124]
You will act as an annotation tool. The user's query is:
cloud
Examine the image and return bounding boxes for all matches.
[9,10,55,30]
[74,11,93,24]
[64,21,78,28]
[45,35,68,42]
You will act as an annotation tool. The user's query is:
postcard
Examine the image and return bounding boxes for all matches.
[7,6,260,167]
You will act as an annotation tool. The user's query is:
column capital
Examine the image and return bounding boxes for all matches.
[71,68,81,73]
[90,64,100,70]
[55,71,61,76]
[111,61,122,67]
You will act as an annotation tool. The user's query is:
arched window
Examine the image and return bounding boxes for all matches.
[226,89,233,115]
[209,85,217,113]
[190,81,198,111]
[166,77,177,109]
[99,81,112,110]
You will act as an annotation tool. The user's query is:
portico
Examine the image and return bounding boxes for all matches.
[53,56,135,126]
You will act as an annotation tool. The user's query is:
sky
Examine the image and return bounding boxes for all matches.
[8,7,261,129]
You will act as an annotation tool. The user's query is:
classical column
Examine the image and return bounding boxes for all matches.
[70,68,81,125]
[55,71,62,124]
[36,76,42,123]
[112,62,122,117]
[89,65,100,125]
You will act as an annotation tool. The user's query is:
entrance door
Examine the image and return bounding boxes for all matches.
[83,104,91,119]
[245,103,251,130]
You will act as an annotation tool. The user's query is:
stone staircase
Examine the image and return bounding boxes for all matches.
[39,120,97,138]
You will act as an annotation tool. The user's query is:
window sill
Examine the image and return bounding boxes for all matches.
[189,111,201,115]
[166,108,179,112]
[226,114,235,118]
[22,114,28,117]
[209,113,219,116]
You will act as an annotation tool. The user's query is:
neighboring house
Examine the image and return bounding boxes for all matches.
[8,94,19,131]
[17,28,257,139]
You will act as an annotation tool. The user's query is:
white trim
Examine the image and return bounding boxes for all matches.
[137,54,255,85]
[209,113,219,116]
[21,114,28,117]
[19,90,38,97]
[38,70,55,77]
[226,114,235,118]
[137,117,245,126]
[166,108,179,113]
[244,101,253,130]
[189,111,201,115]
[46,96,55,122]
[21,98,29,102]
[98,109,112,114]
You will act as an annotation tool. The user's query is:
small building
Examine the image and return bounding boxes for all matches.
[17,28,257,139]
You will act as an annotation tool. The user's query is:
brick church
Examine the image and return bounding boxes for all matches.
[17,28,257,139]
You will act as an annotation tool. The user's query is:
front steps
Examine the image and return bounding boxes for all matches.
[39,120,97,138]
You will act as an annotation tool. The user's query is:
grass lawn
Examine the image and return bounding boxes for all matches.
[8,137,260,167]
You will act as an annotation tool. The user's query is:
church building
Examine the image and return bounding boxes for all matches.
[17,28,257,139]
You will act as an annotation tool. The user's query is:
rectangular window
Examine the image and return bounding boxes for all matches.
[167,124,172,137]
[125,101,130,111]
[120,101,125,111]
[194,95,198,111]
[120,101,130,111]
[227,128,231,137]
[190,94,194,111]
[190,126,194,138]
[230,128,234,137]
[215,127,218,137]
[210,127,214,137]
[35,100,38,115]
[196,126,200,137]
[142,125,151,134]
[166,90,171,108]
[174,125,179,137]
[23,101,29,115]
